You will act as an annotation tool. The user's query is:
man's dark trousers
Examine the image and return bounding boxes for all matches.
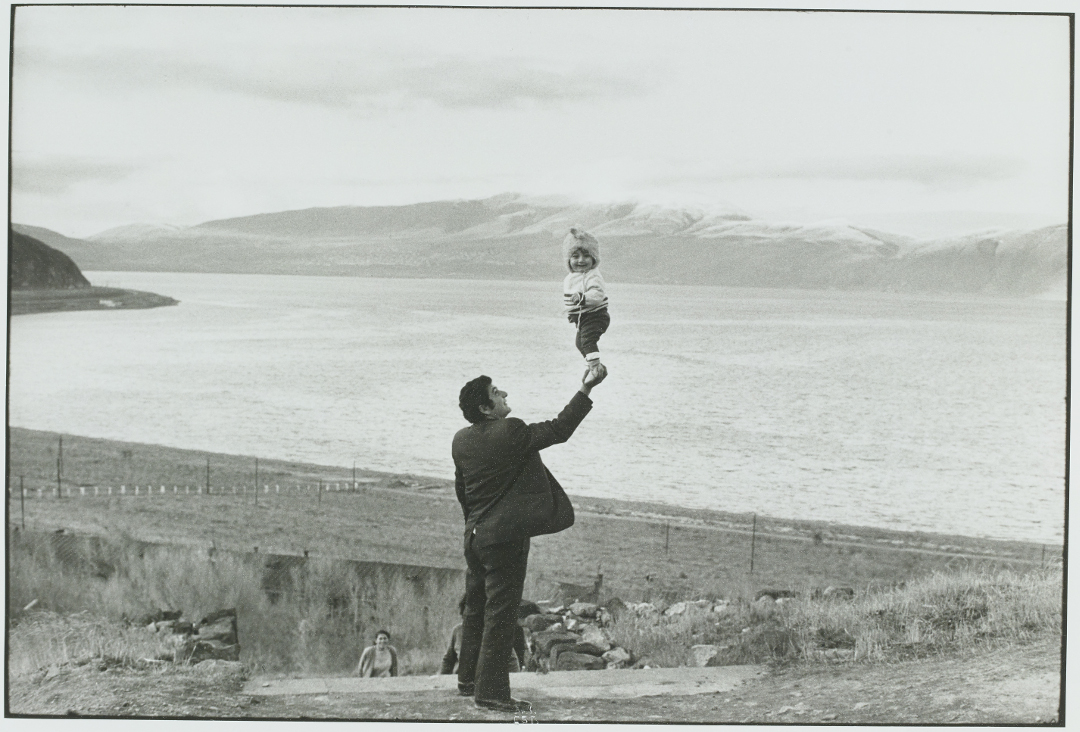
[457,532,529,701]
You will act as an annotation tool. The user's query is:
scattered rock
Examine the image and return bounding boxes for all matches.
[196,609,238,646]
[194,659,245,674]
[823,586,856,600]
[518,600,544,619]
[521,613,561,633]
[755,589,797,601]
[569,602,599,618]
[602,597,628,620]
[602,647,632,668]
[631,602,659,619]
[665,602,688,617]
[690,644,720,667]
[555,652,606,671]
[175,639,240,664]
[531,629,580,656]
[569,641,608,657]
[578,624,612,652]
[853,702,870,710]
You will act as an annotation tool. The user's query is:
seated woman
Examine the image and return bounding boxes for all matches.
[356,629,398,677]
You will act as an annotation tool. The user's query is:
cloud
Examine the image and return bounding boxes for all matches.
[13,155,141,195]
[16,45,646,110]
[642,154,1028,189]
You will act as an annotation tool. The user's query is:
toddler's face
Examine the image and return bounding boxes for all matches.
[569,250,595,272]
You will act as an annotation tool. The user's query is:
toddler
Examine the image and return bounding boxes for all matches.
[562,227,610,378]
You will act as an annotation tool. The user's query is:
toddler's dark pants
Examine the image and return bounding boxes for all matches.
[571,308,610,359]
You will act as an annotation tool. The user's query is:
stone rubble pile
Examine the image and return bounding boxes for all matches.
[132,608,241,664]
[521,597,732,672]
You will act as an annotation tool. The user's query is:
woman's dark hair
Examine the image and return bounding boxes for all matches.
[459,375,494,424]
[376,629,391,640]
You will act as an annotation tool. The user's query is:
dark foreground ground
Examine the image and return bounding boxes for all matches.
[7,639,1060,723]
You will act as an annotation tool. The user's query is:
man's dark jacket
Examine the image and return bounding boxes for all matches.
[453,391,592,546]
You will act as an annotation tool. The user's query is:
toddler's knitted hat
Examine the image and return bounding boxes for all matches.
[562,227,601,271]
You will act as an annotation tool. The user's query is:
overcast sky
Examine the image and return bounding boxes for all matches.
[11,5,1071,238]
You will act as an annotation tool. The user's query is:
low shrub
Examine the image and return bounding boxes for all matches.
[8,530,461,676]
[8,611,176,677]
[601,568,1060,668]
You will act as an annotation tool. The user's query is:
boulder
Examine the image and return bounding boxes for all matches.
[569,642,607,657]
[569,602,599,618]
[175,639,240,664]
[690,644,720,667]
[631,602,659,619]
[602,647,632,668]
[578,624,612,652]
[755,589,796,601]
[564,617,580,631]
[711,601,730,614]
[518,600,544,618]
[521,613,561,633]
[823,586,855,600]
[196,609,238,645]
[602,597,628,620]
[532,629,580,656]
[555,652,605,671]
[664,601,688,617]
[751,596,778,620]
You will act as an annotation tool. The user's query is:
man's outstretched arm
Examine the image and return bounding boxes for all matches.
[513,363,608,454]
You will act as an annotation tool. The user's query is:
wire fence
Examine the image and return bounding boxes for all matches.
[8,480,382,499]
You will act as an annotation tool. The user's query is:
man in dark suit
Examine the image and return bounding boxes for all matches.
[453,367,606,713]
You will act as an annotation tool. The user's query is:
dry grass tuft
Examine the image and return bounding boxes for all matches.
[8,530,461,676]
[602,567,1061,668]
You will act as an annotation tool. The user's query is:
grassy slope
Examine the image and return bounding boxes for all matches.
[8,428,1054,601]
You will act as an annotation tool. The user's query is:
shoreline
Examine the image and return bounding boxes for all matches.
[10,286,179,316]
[9,427,1056,576]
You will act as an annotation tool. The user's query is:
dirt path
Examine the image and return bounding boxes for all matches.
[9,639,1060,724]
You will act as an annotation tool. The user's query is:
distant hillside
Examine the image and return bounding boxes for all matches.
[14,194,1068,297]
[10,230,91,290]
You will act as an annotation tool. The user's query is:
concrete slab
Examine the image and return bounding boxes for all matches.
[244,665,766,700]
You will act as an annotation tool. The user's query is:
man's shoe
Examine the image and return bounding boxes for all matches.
[457,683,475,697]
[474,697,531,713]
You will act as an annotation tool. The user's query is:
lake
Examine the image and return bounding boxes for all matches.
[7,271,1066,544]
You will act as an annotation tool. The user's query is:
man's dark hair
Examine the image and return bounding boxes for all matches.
[458,592,468,617]
[459,375,494,424]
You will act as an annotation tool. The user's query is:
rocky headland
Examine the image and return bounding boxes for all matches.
[10,229,178,315]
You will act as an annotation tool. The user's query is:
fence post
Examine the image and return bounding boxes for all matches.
[57,435,63,499]
[206,458,210,496]
[664,521,670,554]
[20,476,25,530]
[255,458,259,507]
[750,513,757,575]
[318,481,322,505]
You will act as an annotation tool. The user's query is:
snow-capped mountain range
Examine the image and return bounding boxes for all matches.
[14,194,1067,297]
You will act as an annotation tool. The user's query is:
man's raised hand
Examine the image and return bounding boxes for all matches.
[582,362,607,388]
